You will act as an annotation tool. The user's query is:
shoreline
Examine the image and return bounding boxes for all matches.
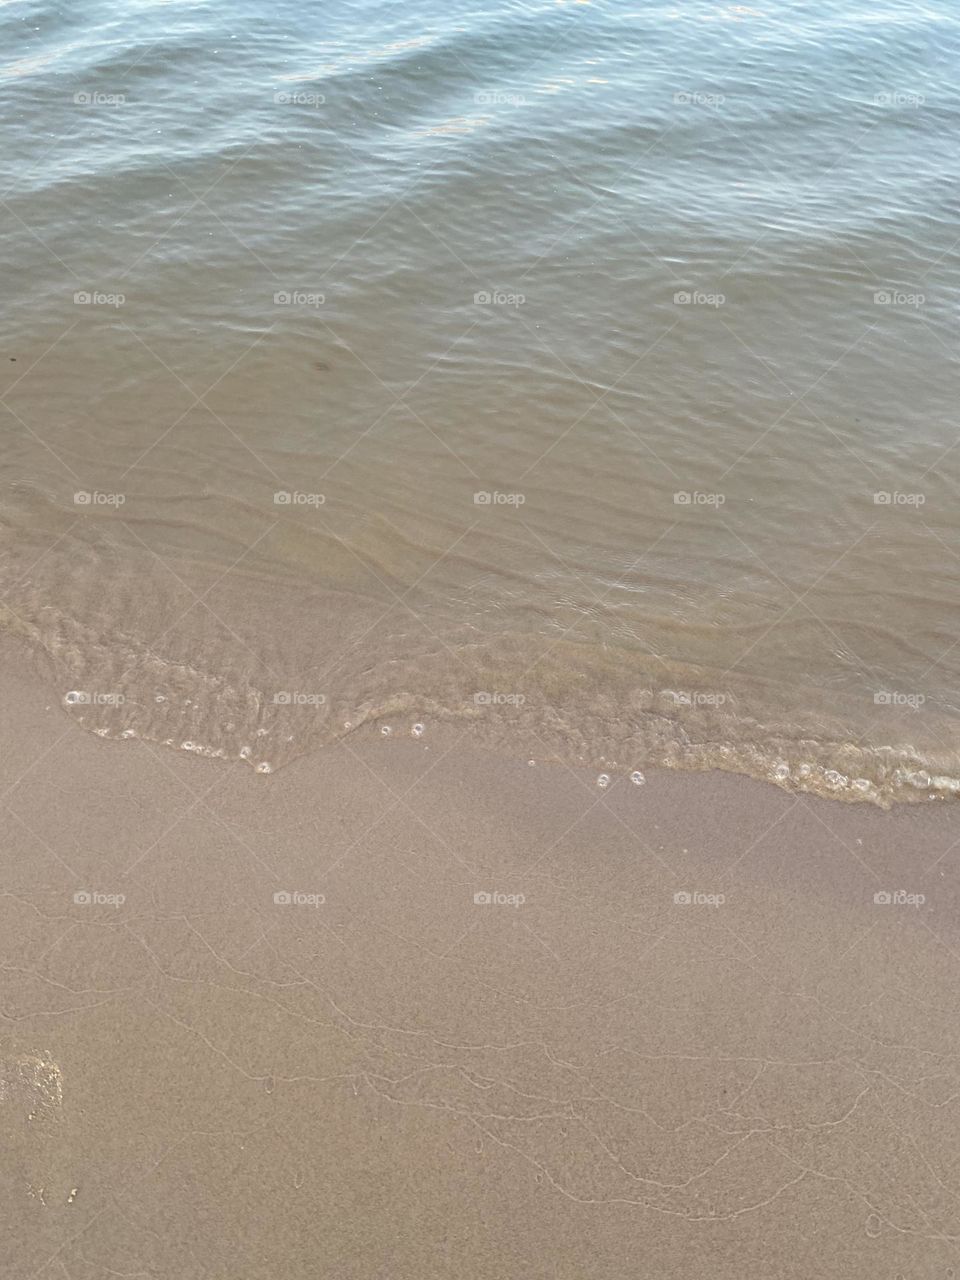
[3,617,957,808]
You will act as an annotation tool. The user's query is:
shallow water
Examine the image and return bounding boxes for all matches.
[1,0,959,802]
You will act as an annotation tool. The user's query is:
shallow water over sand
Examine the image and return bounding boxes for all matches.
[1,0,960,802]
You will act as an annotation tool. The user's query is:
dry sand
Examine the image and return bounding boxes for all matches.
[2,640,960,1279]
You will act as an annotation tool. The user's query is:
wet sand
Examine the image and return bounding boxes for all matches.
[3,640,960,1278]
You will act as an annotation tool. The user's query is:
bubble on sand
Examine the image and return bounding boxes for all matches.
[773,761,790,781]
[240,746,252,760]
[411,723,425,738]
[865,1212,882,1237]
[597,773,611,789]
[630,770,645,786]
[255,761,273,774]
[154,694,166,704]
[381,725,392,736]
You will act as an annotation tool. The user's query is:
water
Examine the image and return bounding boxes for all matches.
[1,0,959,803]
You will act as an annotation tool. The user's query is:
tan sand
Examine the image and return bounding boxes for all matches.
[2,639,960,1279]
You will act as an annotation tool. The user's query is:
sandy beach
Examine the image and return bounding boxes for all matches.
[3,0,959,1274]
[3,638,960,1279]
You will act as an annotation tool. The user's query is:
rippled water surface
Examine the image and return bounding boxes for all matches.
[1,0,959,801]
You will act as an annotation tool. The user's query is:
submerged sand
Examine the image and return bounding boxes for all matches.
[2,644,960,1279]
